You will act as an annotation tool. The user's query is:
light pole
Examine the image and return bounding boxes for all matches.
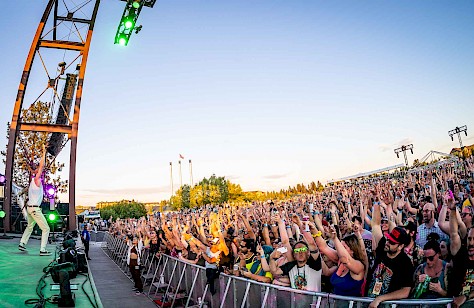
[394,144,414,167]
[189,159,193,187]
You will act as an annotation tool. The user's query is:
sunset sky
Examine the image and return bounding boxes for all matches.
[1,1,473,206]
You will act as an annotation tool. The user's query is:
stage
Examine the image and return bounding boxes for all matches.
[0,234,102,308]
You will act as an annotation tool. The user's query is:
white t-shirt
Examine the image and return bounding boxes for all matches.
[205,246,220,269]
[28,178,43,206]
[280,254,322,292]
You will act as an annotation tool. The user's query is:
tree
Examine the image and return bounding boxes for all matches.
[170,184,191,210]
[1,101,67,197]
[99,200,147,219]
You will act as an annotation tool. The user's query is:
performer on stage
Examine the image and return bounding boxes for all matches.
[18,144,51,256]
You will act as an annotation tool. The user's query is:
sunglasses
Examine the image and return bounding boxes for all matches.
[293,247,308,253]
[424,255,436,261]
[461,213,472,217]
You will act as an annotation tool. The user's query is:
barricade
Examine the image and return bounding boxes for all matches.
[102,233,454,308]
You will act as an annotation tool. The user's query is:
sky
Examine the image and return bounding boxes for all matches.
[1,0,473,206]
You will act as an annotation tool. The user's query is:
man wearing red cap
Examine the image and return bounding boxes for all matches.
[367,202,414,308]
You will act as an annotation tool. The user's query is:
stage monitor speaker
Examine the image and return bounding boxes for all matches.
[76,252,88,273]
[57,270,75,307]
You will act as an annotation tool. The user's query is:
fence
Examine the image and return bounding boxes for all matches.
[102,233,454,308]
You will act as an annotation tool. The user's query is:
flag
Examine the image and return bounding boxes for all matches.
[179,154,184,159]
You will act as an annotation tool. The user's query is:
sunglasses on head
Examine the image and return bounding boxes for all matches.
[424,254,436,261]
[293,247,308,253]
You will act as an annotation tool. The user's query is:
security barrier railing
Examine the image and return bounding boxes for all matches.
[103,233,453,308]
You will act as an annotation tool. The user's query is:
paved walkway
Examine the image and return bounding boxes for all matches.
[87,241,157,308]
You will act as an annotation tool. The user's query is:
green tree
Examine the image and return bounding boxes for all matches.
[227,181,244,202]
[170,185,191,210]
[99,200,147,219]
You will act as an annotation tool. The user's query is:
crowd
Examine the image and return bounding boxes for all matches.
[110,157,474,307]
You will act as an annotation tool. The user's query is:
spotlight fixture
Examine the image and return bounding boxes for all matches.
[44,184,57,199]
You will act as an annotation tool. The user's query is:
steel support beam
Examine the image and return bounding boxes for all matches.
[4,0,100,232]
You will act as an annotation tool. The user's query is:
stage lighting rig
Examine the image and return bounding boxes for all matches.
[448,125,468,148]
[115,0,157,46]
[394,144,414,167]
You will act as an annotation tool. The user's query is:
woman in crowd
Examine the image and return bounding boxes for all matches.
[127,237,144,294]
[412,240,449,299]
[439,238,452,264]
[315,222,366,296]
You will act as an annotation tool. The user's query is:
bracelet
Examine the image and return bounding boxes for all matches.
[260,255,265,258]
[312,231,322,238]
[373,201,380,205]
[264,224,268,227]
[286,225,291,229]
[271,224,277,227]
[310,250,319,254]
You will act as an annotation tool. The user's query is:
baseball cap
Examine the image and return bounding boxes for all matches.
[386,226,409,245]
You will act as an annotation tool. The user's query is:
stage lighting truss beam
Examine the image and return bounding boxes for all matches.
[115,1,145,46]
[120,0,157,8]
[3,0,101,232]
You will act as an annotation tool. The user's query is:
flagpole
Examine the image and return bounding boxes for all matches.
[189,159,193,187]
[170,162,173,196]
[179,160,183,188]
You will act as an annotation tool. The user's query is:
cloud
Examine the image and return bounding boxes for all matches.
[379,137,414,152]
[378,144,392,152]
[224,175,240,180]
[262,173,289,180]
[80,186,169,195]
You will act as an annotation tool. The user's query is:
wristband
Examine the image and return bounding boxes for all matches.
[373,201,380,206]
[286,225,291,229]
[310,250,318,254]
[312,231,322,238]
[264,224,268,227]
[260,255,265,258]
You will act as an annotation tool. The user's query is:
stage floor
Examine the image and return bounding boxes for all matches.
[0,234,102,308]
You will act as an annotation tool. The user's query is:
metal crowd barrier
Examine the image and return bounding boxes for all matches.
[102,233,454,308]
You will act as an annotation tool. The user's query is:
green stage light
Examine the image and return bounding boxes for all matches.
[0,211,5,219]
[132,0,141,9]
[118,34,128,46]
[48,213,57,222]
[124,17,134,29]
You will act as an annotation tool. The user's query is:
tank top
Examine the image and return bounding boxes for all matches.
[330,269,364,296]
[28,178,43,206]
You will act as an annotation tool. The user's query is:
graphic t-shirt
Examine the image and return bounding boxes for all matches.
[367,237,414,297]
[280,254,322,292]
[450,245,474,297]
